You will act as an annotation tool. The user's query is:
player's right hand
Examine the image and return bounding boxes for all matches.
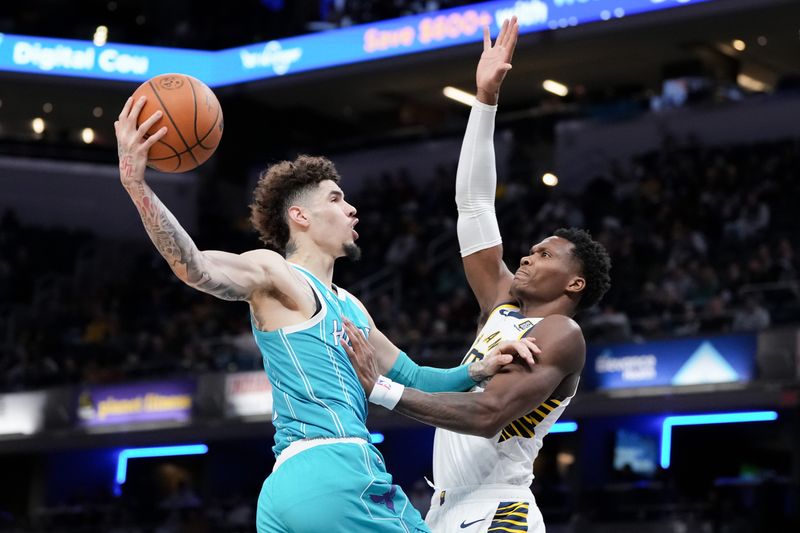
[340,319,379,395]
[479,337,540,378]
[476,16,519,104]
[114,96,167,186]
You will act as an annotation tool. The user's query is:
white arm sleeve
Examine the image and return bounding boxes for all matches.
[455,100,502,257]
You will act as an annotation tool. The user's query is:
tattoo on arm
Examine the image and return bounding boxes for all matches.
[125,181,250,301]
[119,156,135,180]
[394,389,493,436]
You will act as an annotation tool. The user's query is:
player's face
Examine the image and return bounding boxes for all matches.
[510,236,582,302]
[308,180,360,259]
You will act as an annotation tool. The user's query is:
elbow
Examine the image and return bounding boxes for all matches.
[474,422,501,439]
[470,397,506,439]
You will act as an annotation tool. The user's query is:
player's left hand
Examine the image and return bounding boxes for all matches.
[469,338,540,382]
[341,319,379,395]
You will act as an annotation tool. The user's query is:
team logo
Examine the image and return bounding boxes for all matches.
[499,308,525,319]
[158,76,184,90]
[369,485,397,511]
[515,320,533,332]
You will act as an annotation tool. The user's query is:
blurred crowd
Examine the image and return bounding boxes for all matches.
[1,133,799,392]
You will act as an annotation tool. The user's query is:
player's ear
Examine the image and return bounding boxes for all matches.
[566,276,585,296]
[287,205,310,228]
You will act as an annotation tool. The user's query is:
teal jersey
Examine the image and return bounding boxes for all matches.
[251,264,371,457]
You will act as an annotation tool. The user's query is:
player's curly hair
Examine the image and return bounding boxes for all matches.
[554,227,612,311]
[250,155,341,255]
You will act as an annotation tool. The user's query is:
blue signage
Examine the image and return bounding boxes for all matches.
[0,1,713,86]
[585,334,757,390]
[0,33,215,83]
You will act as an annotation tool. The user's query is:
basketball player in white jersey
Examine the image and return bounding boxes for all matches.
[341,17,612,533]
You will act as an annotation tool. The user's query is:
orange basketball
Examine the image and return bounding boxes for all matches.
[130,73,223,173]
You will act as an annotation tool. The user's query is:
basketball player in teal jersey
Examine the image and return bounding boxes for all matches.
[343,18,612,533]
[114,92,538,531]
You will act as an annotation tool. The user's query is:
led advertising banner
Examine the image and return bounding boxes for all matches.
[0,33,215,83]
[0,0,713,85]
[585,333,757,391]
[224,371,273,418]
[77,380,195,427]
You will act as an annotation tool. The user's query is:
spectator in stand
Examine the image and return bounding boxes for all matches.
[732,295,771,332]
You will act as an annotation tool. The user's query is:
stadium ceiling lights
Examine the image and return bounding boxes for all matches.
[542,79,569,97]
[443,86,475,106]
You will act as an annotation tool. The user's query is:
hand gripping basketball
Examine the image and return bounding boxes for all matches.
[114,95,167,186]
[129,74,224,173]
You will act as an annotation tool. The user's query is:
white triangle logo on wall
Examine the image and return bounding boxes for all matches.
[671,341,740,385]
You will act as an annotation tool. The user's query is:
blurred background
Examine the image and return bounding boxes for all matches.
[0,0,799,531]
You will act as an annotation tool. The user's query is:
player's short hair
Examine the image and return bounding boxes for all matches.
[554,227,611,311]
[250,155,341,255]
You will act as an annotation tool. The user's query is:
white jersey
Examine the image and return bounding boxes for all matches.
[432,303,577,489]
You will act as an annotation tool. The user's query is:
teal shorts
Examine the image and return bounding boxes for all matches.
[257,441,429,533]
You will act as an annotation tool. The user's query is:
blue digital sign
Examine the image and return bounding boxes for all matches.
[0,1,713,86]
[0,33,215,83]
[585,333,757,391]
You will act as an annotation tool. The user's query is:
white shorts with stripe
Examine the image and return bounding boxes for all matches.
[424,484,544,533]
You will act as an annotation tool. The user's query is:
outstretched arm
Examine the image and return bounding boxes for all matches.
[115,96,277,301]
[456,17,519,315]
[344,298,537,393]
[345,315,583,438]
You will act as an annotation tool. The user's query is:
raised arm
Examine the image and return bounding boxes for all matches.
[115,96,277,301]
[456,18,519,315]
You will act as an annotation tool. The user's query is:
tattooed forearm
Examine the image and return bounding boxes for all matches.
[394,388,495,437]
[124,179,249,301]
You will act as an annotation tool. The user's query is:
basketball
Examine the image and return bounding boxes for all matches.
[130,73,223,173]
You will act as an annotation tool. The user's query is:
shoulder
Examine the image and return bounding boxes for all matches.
[239,250,298,279]
[535,314,582,334]
[344,290,368,314]
[240,248,286,266]
[531,314,585,370]
[341,290,376,326]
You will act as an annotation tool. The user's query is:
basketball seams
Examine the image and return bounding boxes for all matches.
[135,74,221,173]
[189,77,200,148]
[147,80,200,167]
[187,76,222,148]
[148,141,214,160]
[148,139,182,172]
[197,111,221,147]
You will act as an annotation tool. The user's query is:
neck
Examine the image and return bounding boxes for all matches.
[518,297,574,318]
[286,248,336,287]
